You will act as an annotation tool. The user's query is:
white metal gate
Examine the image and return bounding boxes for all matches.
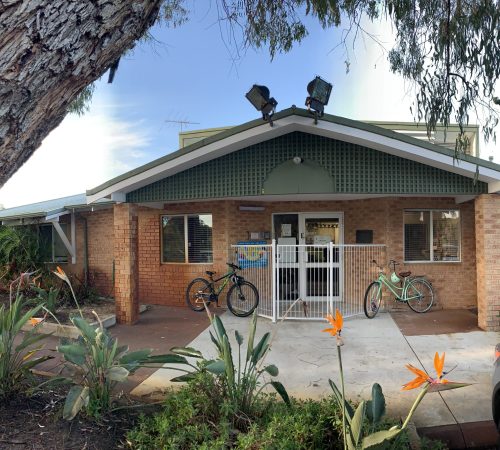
[232,242,386,321]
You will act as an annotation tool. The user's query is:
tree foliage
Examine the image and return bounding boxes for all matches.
[214,0,500,147]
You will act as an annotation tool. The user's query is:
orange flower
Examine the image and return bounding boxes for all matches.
[53,266,69,283]
[402,352,449,391]
[322,309,343,337]
[30,317,44,327]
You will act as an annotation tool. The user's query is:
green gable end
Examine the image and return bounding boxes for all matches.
[126,131,487,202]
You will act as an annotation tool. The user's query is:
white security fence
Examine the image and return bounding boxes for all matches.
[232,241,386,321]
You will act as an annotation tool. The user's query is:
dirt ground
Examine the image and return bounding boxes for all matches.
[0,383,157,450]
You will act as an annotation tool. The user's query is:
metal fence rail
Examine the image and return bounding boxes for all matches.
[231,242,386,322]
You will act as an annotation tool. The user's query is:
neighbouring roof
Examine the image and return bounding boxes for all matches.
[0,193,114,221]
[86,107,500,202]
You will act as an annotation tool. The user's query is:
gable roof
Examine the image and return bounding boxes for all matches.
[86,107,500,203]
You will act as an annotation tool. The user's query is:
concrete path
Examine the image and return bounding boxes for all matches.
[131,312,497,428]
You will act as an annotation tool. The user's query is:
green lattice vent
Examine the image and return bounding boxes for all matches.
[127,132,487,202]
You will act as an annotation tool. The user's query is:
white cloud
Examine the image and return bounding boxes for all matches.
[0,105,152,208]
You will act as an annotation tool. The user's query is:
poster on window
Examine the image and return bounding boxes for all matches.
[237,241,268,268]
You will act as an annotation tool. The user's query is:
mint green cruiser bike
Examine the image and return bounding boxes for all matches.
[364,260,434,318]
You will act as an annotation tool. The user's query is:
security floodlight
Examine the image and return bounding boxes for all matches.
[245,84,278,126]
[305,76,332,122]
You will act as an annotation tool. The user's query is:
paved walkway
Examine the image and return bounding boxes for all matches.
[131,311,497,430]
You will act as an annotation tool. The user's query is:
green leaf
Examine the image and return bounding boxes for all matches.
[71,317,97,343]
[209,331,222,353]
[206,360,226,375]
[246,311,258,362]
[427,382,471,392]
[328,379,354,422]
[251,332,271,364]
[351,400,366,446]
[213,315,227,342]
[13,303,44,334]
[170,346,203,358]
[366,383,386,424]
[362,428,402,449]
[235,330,244,346]
[57,344,87,366]
[264,364,279,377]
[270,381,290,406]
[144,354,189,365]
[119,349,152,365]
[107,366,129,382]
[63,385,89,420]
[222,335,235,386]
[170,373,197,382]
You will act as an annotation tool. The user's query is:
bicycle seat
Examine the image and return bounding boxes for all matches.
[399,271,411,278]
[205,271,216,276]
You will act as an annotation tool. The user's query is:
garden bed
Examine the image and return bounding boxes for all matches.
[0,381,157,450]
[0,293,148,338]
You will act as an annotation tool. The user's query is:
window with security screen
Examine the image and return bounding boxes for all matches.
[161,214,213,263]
[404,210,460,262]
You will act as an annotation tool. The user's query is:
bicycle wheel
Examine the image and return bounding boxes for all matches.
[406,278,434,313]
[186,278,212,312]
[364,281,382,318]
[226,281,259,317]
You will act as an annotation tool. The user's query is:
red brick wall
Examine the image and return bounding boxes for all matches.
[114,204,139,324]
[59,208,114,296]
[475,194,500,331]
[137,202,230,307]
[134,197,476,310]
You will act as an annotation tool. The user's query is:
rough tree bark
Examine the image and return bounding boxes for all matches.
[0,0,163,188]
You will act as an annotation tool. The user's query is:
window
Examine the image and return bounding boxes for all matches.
[404,210,460,262]
[162,214,213,263]
[39,224,69,263]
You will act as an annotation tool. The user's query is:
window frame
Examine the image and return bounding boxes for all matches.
[39,223,69,264]
[160,213,213,264]
[403,209,461,264]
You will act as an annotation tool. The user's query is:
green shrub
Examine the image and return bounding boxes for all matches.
[30,286,60,315]
[0,226,42,276]
[126,374,345,450]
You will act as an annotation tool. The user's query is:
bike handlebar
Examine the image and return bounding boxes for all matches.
[227,262,242,271]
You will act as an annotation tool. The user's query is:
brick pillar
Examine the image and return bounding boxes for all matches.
[114,203,139,325]
[475,194,500,331]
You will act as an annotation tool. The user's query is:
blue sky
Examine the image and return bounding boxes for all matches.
[0,5,496,207]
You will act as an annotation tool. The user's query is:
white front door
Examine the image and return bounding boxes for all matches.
[298,213,343,303]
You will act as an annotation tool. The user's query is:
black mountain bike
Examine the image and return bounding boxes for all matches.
[185,262,259,317]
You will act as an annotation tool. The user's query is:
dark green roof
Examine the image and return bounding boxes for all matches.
[87,107,500,197]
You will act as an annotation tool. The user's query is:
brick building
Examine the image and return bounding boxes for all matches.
[2,109,500,329]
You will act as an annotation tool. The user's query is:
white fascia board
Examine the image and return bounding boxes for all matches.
[87,120,297,203]
[292,117,500,182]
[87,114,500,203]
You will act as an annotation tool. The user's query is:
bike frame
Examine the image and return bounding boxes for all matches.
[375,272,422,303]
[208,269,238,297]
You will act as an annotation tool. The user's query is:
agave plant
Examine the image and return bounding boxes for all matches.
[0,293,51,398]
[166,311,290,427]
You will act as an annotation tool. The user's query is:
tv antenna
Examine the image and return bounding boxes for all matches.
[164,119,200,132]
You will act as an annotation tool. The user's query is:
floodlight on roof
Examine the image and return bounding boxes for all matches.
[305,76,332,123]
[245,84,278,126]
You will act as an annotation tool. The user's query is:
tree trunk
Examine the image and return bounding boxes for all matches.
[0,0,162,188]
